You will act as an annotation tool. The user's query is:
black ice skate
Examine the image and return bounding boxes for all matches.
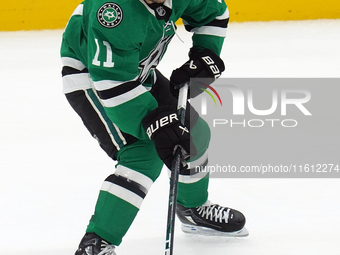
[75,233,116,255]
[176,200,249,237]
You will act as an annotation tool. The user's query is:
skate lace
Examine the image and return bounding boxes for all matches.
[98,241,116,255]
[197,201,231,224]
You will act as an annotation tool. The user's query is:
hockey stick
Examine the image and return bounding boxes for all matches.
[164,83,189,255]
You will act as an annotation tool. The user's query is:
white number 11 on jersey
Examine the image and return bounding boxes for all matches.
[92,38,115,68]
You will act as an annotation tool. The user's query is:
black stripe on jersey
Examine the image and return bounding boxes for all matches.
[184,18,229,32]
[206,18,229,28]
[180,158,209,176]
[62,66,89,77]
[105,174,147,198]
[96,80,140,100]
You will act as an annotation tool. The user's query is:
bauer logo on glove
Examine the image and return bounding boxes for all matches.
[170,47,225,99]
[142,106,197,170]
[145,112,179,139]
[200,55,222,79]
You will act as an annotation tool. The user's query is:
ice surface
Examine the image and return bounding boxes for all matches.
[1,20,340,254]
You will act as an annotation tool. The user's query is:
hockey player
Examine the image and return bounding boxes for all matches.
[60,0,247,254]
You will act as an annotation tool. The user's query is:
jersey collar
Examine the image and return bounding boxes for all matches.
[139,0,173,21]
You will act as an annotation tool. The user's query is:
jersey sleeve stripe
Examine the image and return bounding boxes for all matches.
[61,58,92,93]
[96,80,141,100]
[61,57,86,70]
[99,85,148,108]
[183,16,229,37]
[62,73,92,94]
[189,26,227,37]
[205,18,229,28]
[62,66,89,76]
[93,80,126,91]
[94,75,139,91]
[215,8,230,20]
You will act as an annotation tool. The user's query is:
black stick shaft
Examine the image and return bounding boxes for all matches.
[164,84,189,255]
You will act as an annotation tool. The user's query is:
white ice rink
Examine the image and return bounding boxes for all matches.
[1,19,340,255]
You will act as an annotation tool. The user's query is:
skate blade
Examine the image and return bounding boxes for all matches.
[181,223,249,237]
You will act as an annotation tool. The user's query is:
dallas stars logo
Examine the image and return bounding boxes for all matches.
[97,3,123,28]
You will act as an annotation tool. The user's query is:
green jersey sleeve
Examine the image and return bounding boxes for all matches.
[181,0,229,55]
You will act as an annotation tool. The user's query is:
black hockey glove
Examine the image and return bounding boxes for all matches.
[170,47,225,98]
[142,106,197,170]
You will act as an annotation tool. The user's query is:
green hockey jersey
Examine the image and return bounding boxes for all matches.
[61,0,229,140]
